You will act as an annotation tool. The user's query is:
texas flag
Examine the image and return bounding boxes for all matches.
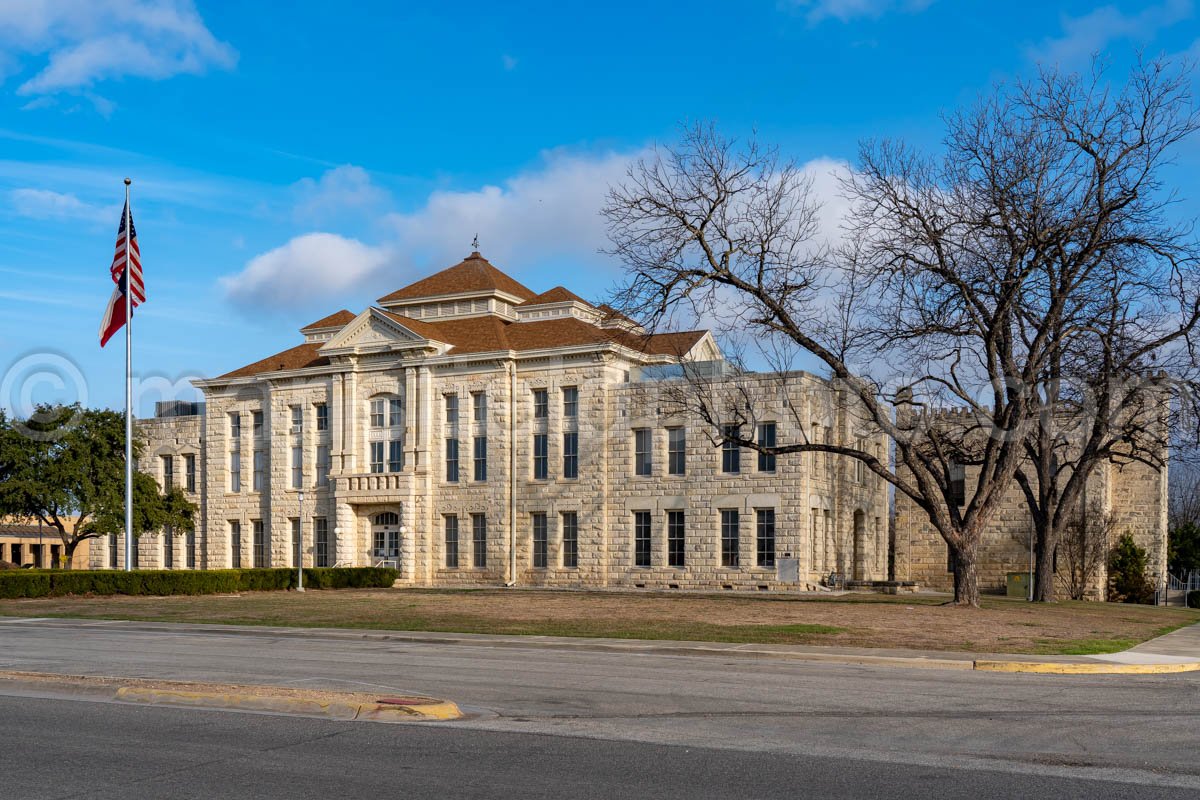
[99,201,143,348]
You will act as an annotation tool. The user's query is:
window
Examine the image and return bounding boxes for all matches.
[316,403,329,432]
[756,509,776,568]
[316,445,330,488]
[252,410,264,436]
[667,510,686,567]
[388,439,403,472]
[162,455,174,488]
[721,510,739,567]
[389,397,403,427]
[444,516,459,568]
[291,518,301,567]
[372,396,402,428]
[472,514,487,568]
[667,427,686,476]
[230,451,242,493]
[370,441,385,474]
[315,517,329,567]
[532,513,548,568]
[949,461,966,506]
[184,454,196,493]
[163,527,174,569]
[109,535,118,569]
[230,521,242,569]
[445,438,459,482]
[854,438,867,483]
[563,387,578,418]
[634,428,652,476]
[810,510,819,569]
[445,394,459,426]
[290,405,303,434]
[562,432,578,479]
[533,433,548,480]
[186,531,196,569]
[252,520,266,568]
[370,399,386,428]
[474,436,487,481]
[473,392,487,423]
[533,388,548,419]
[253,450,265,491]
[291,446,303,489]
[722,425,741,474]
[561,511,578,568]
[757,423,776,472]
[634,511,652,568]
[229,412,241,440]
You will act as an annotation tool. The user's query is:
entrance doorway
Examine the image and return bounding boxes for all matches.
[372,512,401,569]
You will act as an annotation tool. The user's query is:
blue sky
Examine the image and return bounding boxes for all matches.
[0,0,1198,416]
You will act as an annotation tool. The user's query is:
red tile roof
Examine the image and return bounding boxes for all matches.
[378,252,536,304]
[300,309,356,332]
[218,342,329,379]
[519,286,589,306]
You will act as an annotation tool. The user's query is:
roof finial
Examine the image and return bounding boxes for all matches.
[471,233,479,253]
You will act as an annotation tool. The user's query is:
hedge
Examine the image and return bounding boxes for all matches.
[0,567,399,600]
[1188,590,1200,609]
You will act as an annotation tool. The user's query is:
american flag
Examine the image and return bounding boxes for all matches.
[99,200,143,347]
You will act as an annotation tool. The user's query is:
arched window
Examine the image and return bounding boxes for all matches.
[373,512,400,527]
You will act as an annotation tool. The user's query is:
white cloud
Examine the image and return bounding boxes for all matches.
[791,0,936,24]
[1029,0,1193,66]
[502,54,518,71]
[291,165,390,223]
[8,187,111,222]
[220,233,391,311]
[0,0,236,100]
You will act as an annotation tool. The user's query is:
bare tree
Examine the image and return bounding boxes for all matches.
[603,60,1199,607]
[1058,504,1116,601]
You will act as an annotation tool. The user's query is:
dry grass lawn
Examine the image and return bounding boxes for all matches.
[2,588,1198,655]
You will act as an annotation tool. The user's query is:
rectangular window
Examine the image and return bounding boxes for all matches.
[163,528,174,569]
[667,510,686,567]
[315,517,329,567]
[445,394,459,426]
[472,514,487,568]
[389,397,403,427]
[667,427,686,476]
[634,428,652,476]
[444,515,459,568]
[562,386,578,418]
[230,451,242,493]
[109,535,118,569]
[252,410,264,436]
[184,453,196,493]
[370,399,386,428]
[721,509,739,567]
[561,511,578,568]
[532,433,548,480]
[445,438,460,482]
[757,422,777,472]
[253,520,266,568]
[229,412,241,440]
[474,436,487,481]
[388,439,403,472]
[949,461,966,506]
[562,432,578,479]
[722,425,741,474]
[162,455,174,488]
[854,438,867,483]
[533,388,548,419]
[253,450,265,491]
[473,392,487,423]
[810,510,819,569]
[370,441,384,474]
[756,509,776,568]
[290,405,303,434]
[316,403,329,432]
[291,518,301,567]
[634,511,652,568]
[229,521,242,569]
[186,531,196,569]
[291,446,303,489]
[316,445,330,488]
[532,513,548,568]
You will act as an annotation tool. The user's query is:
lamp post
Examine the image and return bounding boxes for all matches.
[296,489,305,592]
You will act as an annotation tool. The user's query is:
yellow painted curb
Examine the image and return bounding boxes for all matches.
[114,686,462,721]
[973,660,1200,675]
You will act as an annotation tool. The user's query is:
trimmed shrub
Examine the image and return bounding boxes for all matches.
[0,567,398,599]
[1108,533,1156,604]
[1188,590,1200,609]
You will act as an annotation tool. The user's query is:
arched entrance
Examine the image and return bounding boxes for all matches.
[371,511,402,569]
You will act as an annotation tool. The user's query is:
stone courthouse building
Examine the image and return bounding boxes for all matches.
[95,252,891,589]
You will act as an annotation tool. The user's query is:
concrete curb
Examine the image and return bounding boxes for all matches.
[0,671,462,722]
[973,660,1200,675]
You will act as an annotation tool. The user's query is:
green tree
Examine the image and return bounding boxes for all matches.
[1107,533,1155,604]
[1168,522,1200,577]
[0,404,196,568]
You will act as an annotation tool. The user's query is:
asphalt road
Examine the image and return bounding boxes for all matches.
[2,617,1199,797]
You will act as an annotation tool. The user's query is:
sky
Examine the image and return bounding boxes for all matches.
[0,0,1198,417]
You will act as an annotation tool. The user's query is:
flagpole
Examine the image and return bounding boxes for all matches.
[123,178,133,572]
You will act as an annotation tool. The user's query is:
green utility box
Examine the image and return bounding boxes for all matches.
[1006,572,1032,598]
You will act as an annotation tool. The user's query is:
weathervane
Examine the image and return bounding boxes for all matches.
[471,233,479,251]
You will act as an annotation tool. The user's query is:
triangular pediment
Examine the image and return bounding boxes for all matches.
[319,308,448,356]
